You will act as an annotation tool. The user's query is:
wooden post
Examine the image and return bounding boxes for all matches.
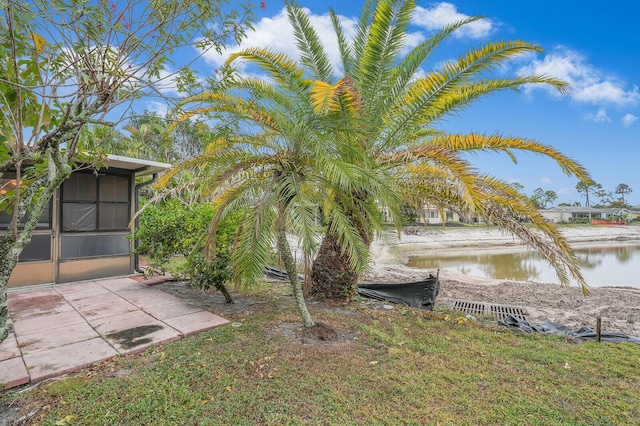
[596,317,601,342]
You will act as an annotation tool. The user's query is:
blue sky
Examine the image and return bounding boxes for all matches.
[163,0,640,206]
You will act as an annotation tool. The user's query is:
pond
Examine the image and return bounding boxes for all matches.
[405,244,640,288]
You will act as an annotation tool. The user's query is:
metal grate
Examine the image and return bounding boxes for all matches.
[452,300,486,316]
[452,300,528,321]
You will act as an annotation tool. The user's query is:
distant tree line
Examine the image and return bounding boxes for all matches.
[509,181,634,209]
[574,181,633,208]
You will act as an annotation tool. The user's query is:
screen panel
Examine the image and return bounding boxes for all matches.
[62,203,97,231]
[100,175,129,202]
[98,203,130,230]
[60,233,131,259]
[18,233,52,262]
[62,173,97,201]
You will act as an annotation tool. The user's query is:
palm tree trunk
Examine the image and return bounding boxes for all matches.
[310,231,359,300]
[275,213,315,328]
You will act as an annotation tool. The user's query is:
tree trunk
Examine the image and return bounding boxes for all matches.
[0,154,71,345]
[215,283,234,304]
[275,213,315,328]
[310,232,359,301]
[0,283,11,344]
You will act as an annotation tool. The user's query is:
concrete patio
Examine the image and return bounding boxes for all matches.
[0,277,229,390]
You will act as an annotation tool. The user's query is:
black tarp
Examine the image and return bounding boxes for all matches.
[357,275,440,310]
[265,267,440,310]
[264,266,305,281]
[500,315,640,344]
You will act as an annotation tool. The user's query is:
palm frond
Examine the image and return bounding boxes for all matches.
[227,47,308,92]
[357,0,413,111]
[286,181,321,256]
[325,201,371,273]
[285,1,334,82]
[310,77,363,115]
[204,184,249,259]
[352,0,375,66]
[232,189,278,286]
[233,76,297,109]
[399,171,588,293]
[422,76,568,125]
[430,133,590,181]
[330,8,355,76]
[474,176,587,293]
[390,16,484,99]
[382,144,482,211]
[381,41,561,148]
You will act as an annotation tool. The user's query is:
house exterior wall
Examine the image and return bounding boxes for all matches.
[539,207,628,224]
[539,210,565,223]
[422,207,459,224]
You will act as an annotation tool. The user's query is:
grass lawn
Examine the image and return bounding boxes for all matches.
[3,282,639,425]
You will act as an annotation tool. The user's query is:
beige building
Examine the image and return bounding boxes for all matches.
[539,206,629,224]
[422,206,459,225]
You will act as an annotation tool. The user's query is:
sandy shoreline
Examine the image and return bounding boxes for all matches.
[364,225,640,337]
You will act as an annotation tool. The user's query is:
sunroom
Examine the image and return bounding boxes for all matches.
[3,155,170,288]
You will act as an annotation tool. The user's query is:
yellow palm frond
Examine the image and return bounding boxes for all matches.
[310,80,341,115]
[310,76,363,115]
[429,133,590,181]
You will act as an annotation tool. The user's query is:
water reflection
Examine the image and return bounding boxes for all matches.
[406,244,640,288]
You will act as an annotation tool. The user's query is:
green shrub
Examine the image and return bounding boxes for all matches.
[570,217,590,224]
[133,199,240,302]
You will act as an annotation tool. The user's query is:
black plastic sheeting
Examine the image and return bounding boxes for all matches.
[500,315,640,344]
[264,266,305,282]
[357,275,440,310]
[265,266,440,310]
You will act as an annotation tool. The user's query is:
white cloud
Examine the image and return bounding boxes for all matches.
[540,177,552,184]
[201,8,357,74]
[518,48,640,107]
[584,107,611,123]
[622,113,638,127]
[200,7,435,76]
[573,82,639,106]
[412,3,493,39]
[145,101,169,116]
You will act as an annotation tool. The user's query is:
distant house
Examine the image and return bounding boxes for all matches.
[628,206,640,221]
[3,155,170,288]
[422,206,460,225]
[539,206,629,224]
[379,204,464,225]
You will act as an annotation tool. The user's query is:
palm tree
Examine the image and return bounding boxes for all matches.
[282,0,591,295]
[163,52,396,326]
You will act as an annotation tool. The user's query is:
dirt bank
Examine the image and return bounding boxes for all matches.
[364,226,640,337]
